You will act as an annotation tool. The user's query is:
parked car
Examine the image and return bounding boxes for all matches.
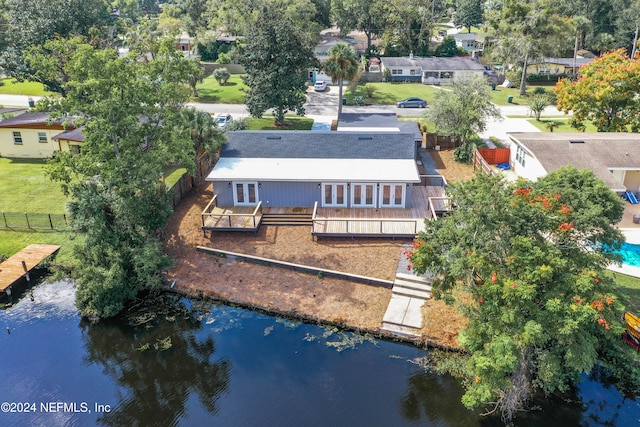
[314,81,327,91]
[215,113,232,130]
[396,97,427,108]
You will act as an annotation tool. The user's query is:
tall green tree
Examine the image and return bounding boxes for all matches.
[407,168,640,422]
[237,7,316,126]
[323,43,360,115]
[435,36,467,57]
[486,0,573,96]
[383,0,445,56]
[181,107,226,183]
[44,39,197,319]
[0,0,111,78]
[425,75,501,162]
[555,48,640,132]
[330,0,386,50]
[454,0,484,33]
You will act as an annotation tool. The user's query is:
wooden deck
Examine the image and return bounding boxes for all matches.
[201,195,263,232]
[312,186,446,238]
[0,244,61,294]
[201,182,449,238]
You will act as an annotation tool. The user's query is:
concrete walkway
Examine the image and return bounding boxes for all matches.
[381,243,433,338]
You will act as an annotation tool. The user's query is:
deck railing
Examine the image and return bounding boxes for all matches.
[201,195,264,230]
[429,196,453,219]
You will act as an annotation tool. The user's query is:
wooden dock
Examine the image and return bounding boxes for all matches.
[0,244,61,294]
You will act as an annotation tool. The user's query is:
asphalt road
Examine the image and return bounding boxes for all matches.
[0,90,570,143]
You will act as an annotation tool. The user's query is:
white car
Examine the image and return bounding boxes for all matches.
[215,113,232,130]
[314,81,327,91]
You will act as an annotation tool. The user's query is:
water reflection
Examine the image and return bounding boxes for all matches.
[80,297,231,426]
[1,281,639,427]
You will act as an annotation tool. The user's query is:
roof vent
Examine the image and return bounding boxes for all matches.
[569,140,585,143]
[358,136,373,140]
[266,136,281,140]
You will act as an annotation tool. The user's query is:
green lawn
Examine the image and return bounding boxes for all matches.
[195,74,247,104]
[247,116,314,130]
[0,158,74,260]
[163,166,188,189]
[607,271,640,314]
[0,158,68,213]
[527,118,598,132]
[0,78,54,96]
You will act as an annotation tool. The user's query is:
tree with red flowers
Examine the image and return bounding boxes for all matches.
[555,49,640,132]
[407,166,640,422]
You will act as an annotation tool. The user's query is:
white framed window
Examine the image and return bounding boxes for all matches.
[379,183,406,208]
[38,132,47,143]
[233,181,259,206]
[13,131,23,145]
[351,183,376,208]
[516,145,526,167]
[392,69,402,75]
[322,183,347,207]
[410,69,416,76]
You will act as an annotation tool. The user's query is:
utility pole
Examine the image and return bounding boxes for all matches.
[632,23,639,60]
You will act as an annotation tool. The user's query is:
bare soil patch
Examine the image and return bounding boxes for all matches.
[429,149,476,183]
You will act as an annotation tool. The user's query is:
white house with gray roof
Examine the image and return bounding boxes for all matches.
[508,132,640,194]
[380,56,485,84]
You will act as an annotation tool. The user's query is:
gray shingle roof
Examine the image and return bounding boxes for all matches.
[381,56,485,71]
[51,127,85,142]
[222,131,416,160]
[510,132,640,191]
[337,112,399,128]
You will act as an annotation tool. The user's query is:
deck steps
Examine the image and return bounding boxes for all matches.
[261,213,313,226]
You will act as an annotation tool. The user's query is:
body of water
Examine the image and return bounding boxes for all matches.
[1,280,638,426]
[616,242,640,267]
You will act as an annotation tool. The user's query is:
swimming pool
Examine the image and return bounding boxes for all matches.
[616,242,640,267]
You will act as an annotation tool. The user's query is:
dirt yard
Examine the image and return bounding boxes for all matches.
[163,149,474,346]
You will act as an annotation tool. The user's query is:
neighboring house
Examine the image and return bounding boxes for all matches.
[0,112,77,158]
[508,132,640,194]
[202,130,447,237]
[176,31,193,53]
[525,57,594,76]
[452,33,483,52]
[311,36,361,85]
[51,127,85,155]
[380,56,485,84]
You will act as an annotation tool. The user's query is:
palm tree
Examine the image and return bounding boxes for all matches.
[323,44,360,115]
[181,108,226,183]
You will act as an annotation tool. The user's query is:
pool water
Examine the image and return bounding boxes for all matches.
[616,242,640,267]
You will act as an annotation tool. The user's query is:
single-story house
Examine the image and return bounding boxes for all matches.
[311,36,362,85]
[508,132,640,194]
[380,56,485,84]
[51,127,85,155]
[202,130,447,237]
[0,112,77,158]
[452,33,483,52]
[525,57,594,76]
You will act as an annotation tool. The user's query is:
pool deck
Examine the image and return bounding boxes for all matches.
[610,220,640,278]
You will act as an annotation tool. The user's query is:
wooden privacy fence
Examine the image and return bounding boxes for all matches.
[424,133,455,150]
[0,212,68,230]
[476,147,510,165]
[167,172,194,209]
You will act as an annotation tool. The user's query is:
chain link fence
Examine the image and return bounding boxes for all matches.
[0,212,69,230]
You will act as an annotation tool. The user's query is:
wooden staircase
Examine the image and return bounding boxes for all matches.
[260,212,313,226]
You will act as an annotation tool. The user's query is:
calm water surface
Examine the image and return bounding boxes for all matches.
[1,280,639,426]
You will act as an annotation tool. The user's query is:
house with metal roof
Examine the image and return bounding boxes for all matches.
[202,130,447,237]
[525,57,595,77]
[0,112,77,158]
[380,56,485,84]
[508,132,640,194]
